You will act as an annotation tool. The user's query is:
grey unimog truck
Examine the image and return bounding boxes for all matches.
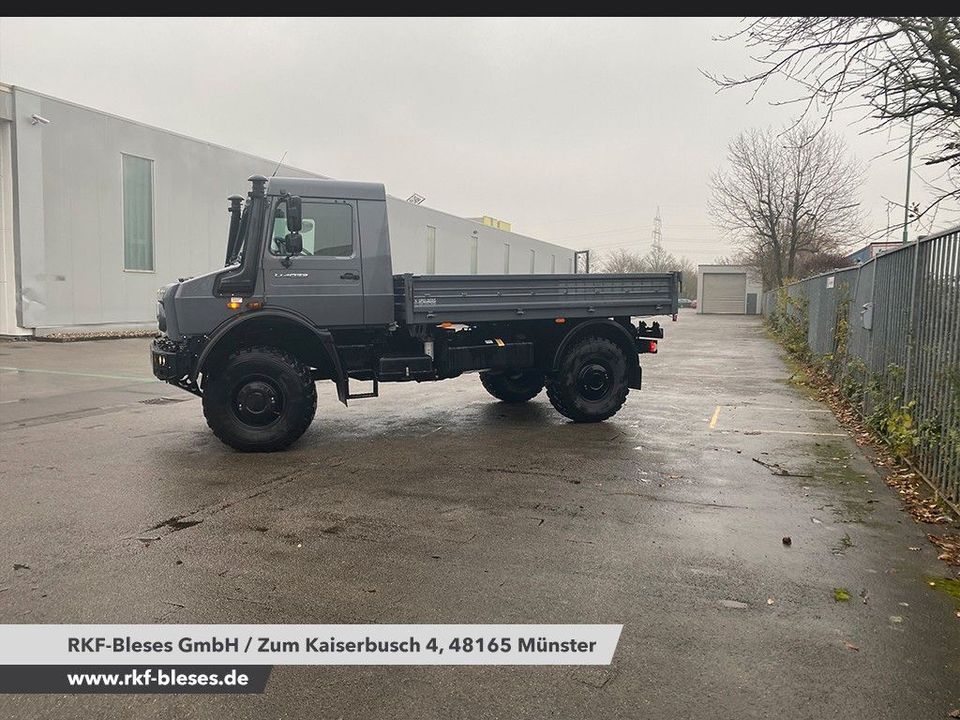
[151,175,680,451]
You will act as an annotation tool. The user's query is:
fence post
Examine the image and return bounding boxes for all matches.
[863,262,876,416]
[903,236,922,402]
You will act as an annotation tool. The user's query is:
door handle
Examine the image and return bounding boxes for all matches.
[340,272,360,281]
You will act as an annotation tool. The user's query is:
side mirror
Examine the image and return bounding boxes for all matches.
[285,195,302,232]
[284,231,303,256]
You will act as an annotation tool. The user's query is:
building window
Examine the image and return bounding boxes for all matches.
[122,154,154,271]
[503,243,510,274]
[529,249,536,273]
[469,235,478,275]
[551,255,557,274]
[426,226,437,273]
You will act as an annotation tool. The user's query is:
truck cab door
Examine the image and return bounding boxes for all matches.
[261,198,364,327]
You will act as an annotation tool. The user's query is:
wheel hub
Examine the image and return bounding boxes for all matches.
[577,363,610,401]
[234,379,282,426]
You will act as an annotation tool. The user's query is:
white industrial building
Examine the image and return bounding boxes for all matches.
[0,84,575,337]
[696,264,763,315]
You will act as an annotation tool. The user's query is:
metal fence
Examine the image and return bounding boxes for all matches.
[762,226,960,507]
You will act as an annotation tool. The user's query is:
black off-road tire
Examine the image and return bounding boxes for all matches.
[545,336,629,422]
[480,369,545,403]
[202,346,317,452]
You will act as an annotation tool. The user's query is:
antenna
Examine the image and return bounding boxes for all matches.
[652,206,663,248]
[271,150,288,178]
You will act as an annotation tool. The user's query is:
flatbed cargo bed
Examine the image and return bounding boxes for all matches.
[394,272,680,325]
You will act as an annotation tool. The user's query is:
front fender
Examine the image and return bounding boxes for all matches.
[192,309,349,406]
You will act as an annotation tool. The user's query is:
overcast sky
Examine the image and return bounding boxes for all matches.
[1,17,956,266]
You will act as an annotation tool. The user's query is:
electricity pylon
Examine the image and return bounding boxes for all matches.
[652,206,663,248]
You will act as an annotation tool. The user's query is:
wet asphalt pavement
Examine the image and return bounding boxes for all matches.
[0,312,958,719]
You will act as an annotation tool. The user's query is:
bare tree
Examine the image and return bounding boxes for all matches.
[597,246,697,297]
[643,242,676,273]
[597,248,647,273]
[731,241,782,291]
[647,247,697,298]
[794,250,855,279]
[710,123,862,287]
[676,257,698,300]
[709,17,960,214]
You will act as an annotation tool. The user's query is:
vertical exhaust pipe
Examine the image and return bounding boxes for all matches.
[224,195,243,265]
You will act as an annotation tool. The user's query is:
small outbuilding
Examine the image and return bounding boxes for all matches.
[696,265,763,315]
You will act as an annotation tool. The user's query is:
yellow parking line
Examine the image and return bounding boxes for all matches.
[709,406,721,429]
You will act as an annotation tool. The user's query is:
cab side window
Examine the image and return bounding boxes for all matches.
[271,201,353,257]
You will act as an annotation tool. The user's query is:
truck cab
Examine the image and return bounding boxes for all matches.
[153,175,678,452]
[161,176,393,340]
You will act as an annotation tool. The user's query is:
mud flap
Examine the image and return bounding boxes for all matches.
[317,330,349,406]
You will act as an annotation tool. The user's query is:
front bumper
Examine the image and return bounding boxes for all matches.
[151,337,192,382]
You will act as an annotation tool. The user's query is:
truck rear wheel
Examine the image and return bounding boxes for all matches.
[546,336,629,422]
[480,369,544,403]
[202,346,317,452]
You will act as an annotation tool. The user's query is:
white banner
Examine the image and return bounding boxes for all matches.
[0,625,622,665]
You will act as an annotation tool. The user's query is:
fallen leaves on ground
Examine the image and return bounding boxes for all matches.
[886,470,955,524]
[927,534,960,567]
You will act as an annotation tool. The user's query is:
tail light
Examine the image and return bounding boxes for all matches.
[648,340,658,353]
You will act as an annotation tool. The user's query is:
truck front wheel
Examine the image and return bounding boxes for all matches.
[480,369,545,403]
[202,346,317,452]
[546,336,629,422]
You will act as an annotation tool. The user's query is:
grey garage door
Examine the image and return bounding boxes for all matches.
[702,273,746,314]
